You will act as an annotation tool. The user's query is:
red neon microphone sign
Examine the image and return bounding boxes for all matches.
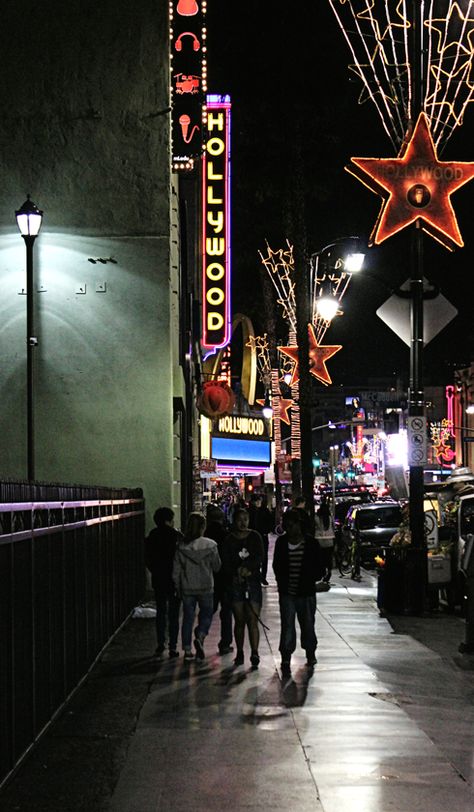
[202,95,231,355]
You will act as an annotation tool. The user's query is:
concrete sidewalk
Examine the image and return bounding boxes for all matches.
[2,552,474,811]
[106,570,474,812]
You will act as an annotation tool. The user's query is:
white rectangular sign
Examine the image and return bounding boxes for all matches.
[407,415,428,466]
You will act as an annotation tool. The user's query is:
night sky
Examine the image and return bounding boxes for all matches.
[206,3,474,387]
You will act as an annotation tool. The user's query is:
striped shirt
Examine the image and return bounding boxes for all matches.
[287,540,305,596]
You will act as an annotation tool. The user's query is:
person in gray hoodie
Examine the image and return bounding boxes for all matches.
[173,512,221,661]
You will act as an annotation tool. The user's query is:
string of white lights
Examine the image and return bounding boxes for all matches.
[327,0,474,150]
[259,241,297,333]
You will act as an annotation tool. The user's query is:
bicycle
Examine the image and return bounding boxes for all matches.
[337,536,361,581]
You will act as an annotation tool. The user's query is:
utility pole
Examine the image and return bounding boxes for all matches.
[407,0,427,613]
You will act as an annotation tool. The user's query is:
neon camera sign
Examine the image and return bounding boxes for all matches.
[202,95,231,355]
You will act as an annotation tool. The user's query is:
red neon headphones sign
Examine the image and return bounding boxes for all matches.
[169,1,206,170]
[202,95,231,354]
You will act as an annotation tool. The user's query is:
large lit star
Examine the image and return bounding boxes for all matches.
[347,111,474,250]
[278,325,342,387]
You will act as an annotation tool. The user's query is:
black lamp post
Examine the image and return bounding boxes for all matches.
[15,195,43,481]
[296,236,365,526]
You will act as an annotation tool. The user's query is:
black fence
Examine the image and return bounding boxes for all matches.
[0,482,145,788]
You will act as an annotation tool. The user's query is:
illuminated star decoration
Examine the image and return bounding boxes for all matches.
[278,325,342,387]
[347,111,474,250]
[279,398,293,426]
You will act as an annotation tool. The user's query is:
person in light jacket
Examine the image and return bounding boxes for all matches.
[314,497,335,584]
[173,512,221,661]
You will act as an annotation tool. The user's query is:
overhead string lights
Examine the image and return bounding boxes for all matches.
[259,241,297,334]
[328,0,474,151]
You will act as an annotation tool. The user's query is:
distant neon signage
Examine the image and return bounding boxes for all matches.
[169,1,207,170]
[202,94,231,354]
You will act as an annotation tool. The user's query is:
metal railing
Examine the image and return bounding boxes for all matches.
[0,486,145,788]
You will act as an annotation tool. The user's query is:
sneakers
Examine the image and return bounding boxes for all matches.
[250,653,260,669]
[184,651,194,661]
[261,579,269,586]
[306,653,317,667]
[194,634,205,660]
[234,650,244,666]
[218,644,234,655]
[169,649,179,659]
[155,645,165,658]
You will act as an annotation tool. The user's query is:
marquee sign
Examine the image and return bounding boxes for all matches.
[211,413,271,469]
[347,112,474,251]
[169,0,207,170]
[214,415,269,440]
[202,94,231,355]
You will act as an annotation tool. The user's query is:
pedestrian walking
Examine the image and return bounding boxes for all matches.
[145,507,182,659]
[173,512,221,661]
[290,494,313,534]
[221,507,264,668]
[248,495,274,585]
[272,509,324,674]
[314,496,335,584]
[205,505,234,654]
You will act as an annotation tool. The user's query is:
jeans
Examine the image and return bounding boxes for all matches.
[213,589,233,648]
[154,589,181,651]
[261,534,269,581]
[181,593,214,650]
[278,593,317,659]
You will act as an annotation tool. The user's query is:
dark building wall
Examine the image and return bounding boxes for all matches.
[0,1,169,234]
[0,2,183,529]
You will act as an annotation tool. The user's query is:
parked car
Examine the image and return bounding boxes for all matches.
[341,500,402,568]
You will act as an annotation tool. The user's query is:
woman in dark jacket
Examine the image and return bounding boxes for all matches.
[273,509,324,673]
[221,508,264,668]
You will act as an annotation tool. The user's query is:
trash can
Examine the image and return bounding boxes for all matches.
[379,546,426,615]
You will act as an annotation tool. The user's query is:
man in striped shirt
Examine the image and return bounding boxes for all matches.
[273,509,324,674]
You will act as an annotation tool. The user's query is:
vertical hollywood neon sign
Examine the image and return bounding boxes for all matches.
[202,94,231,355]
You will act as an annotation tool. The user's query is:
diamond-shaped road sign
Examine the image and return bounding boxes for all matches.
[376,277,457,347]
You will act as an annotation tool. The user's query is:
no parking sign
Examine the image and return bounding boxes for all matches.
[407,416,428,466]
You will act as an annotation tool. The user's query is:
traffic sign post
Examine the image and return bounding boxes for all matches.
[407,416,428,466]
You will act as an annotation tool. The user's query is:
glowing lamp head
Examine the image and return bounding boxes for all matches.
[343,251,365,273]
[15,195,43,238]
[262,393,273,420]
[466,404,474,414]
[283,371,292,385]
[316,295,339,322]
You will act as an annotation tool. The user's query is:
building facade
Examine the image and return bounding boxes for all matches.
[0,2,192,529]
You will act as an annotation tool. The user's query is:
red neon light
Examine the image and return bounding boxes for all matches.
[347,112,474,251]
[446,385,455,436]
[202,97,231,353]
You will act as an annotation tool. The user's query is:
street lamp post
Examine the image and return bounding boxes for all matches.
[295,237,365,527]
[15,196,43,481]
[329,445,339,521]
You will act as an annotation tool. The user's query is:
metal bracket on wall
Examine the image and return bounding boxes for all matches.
[18,286,47,295]
[76,284,87,295]
[95,282,107,293]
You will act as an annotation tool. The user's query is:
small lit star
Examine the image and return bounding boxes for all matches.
[279,398,293,425]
